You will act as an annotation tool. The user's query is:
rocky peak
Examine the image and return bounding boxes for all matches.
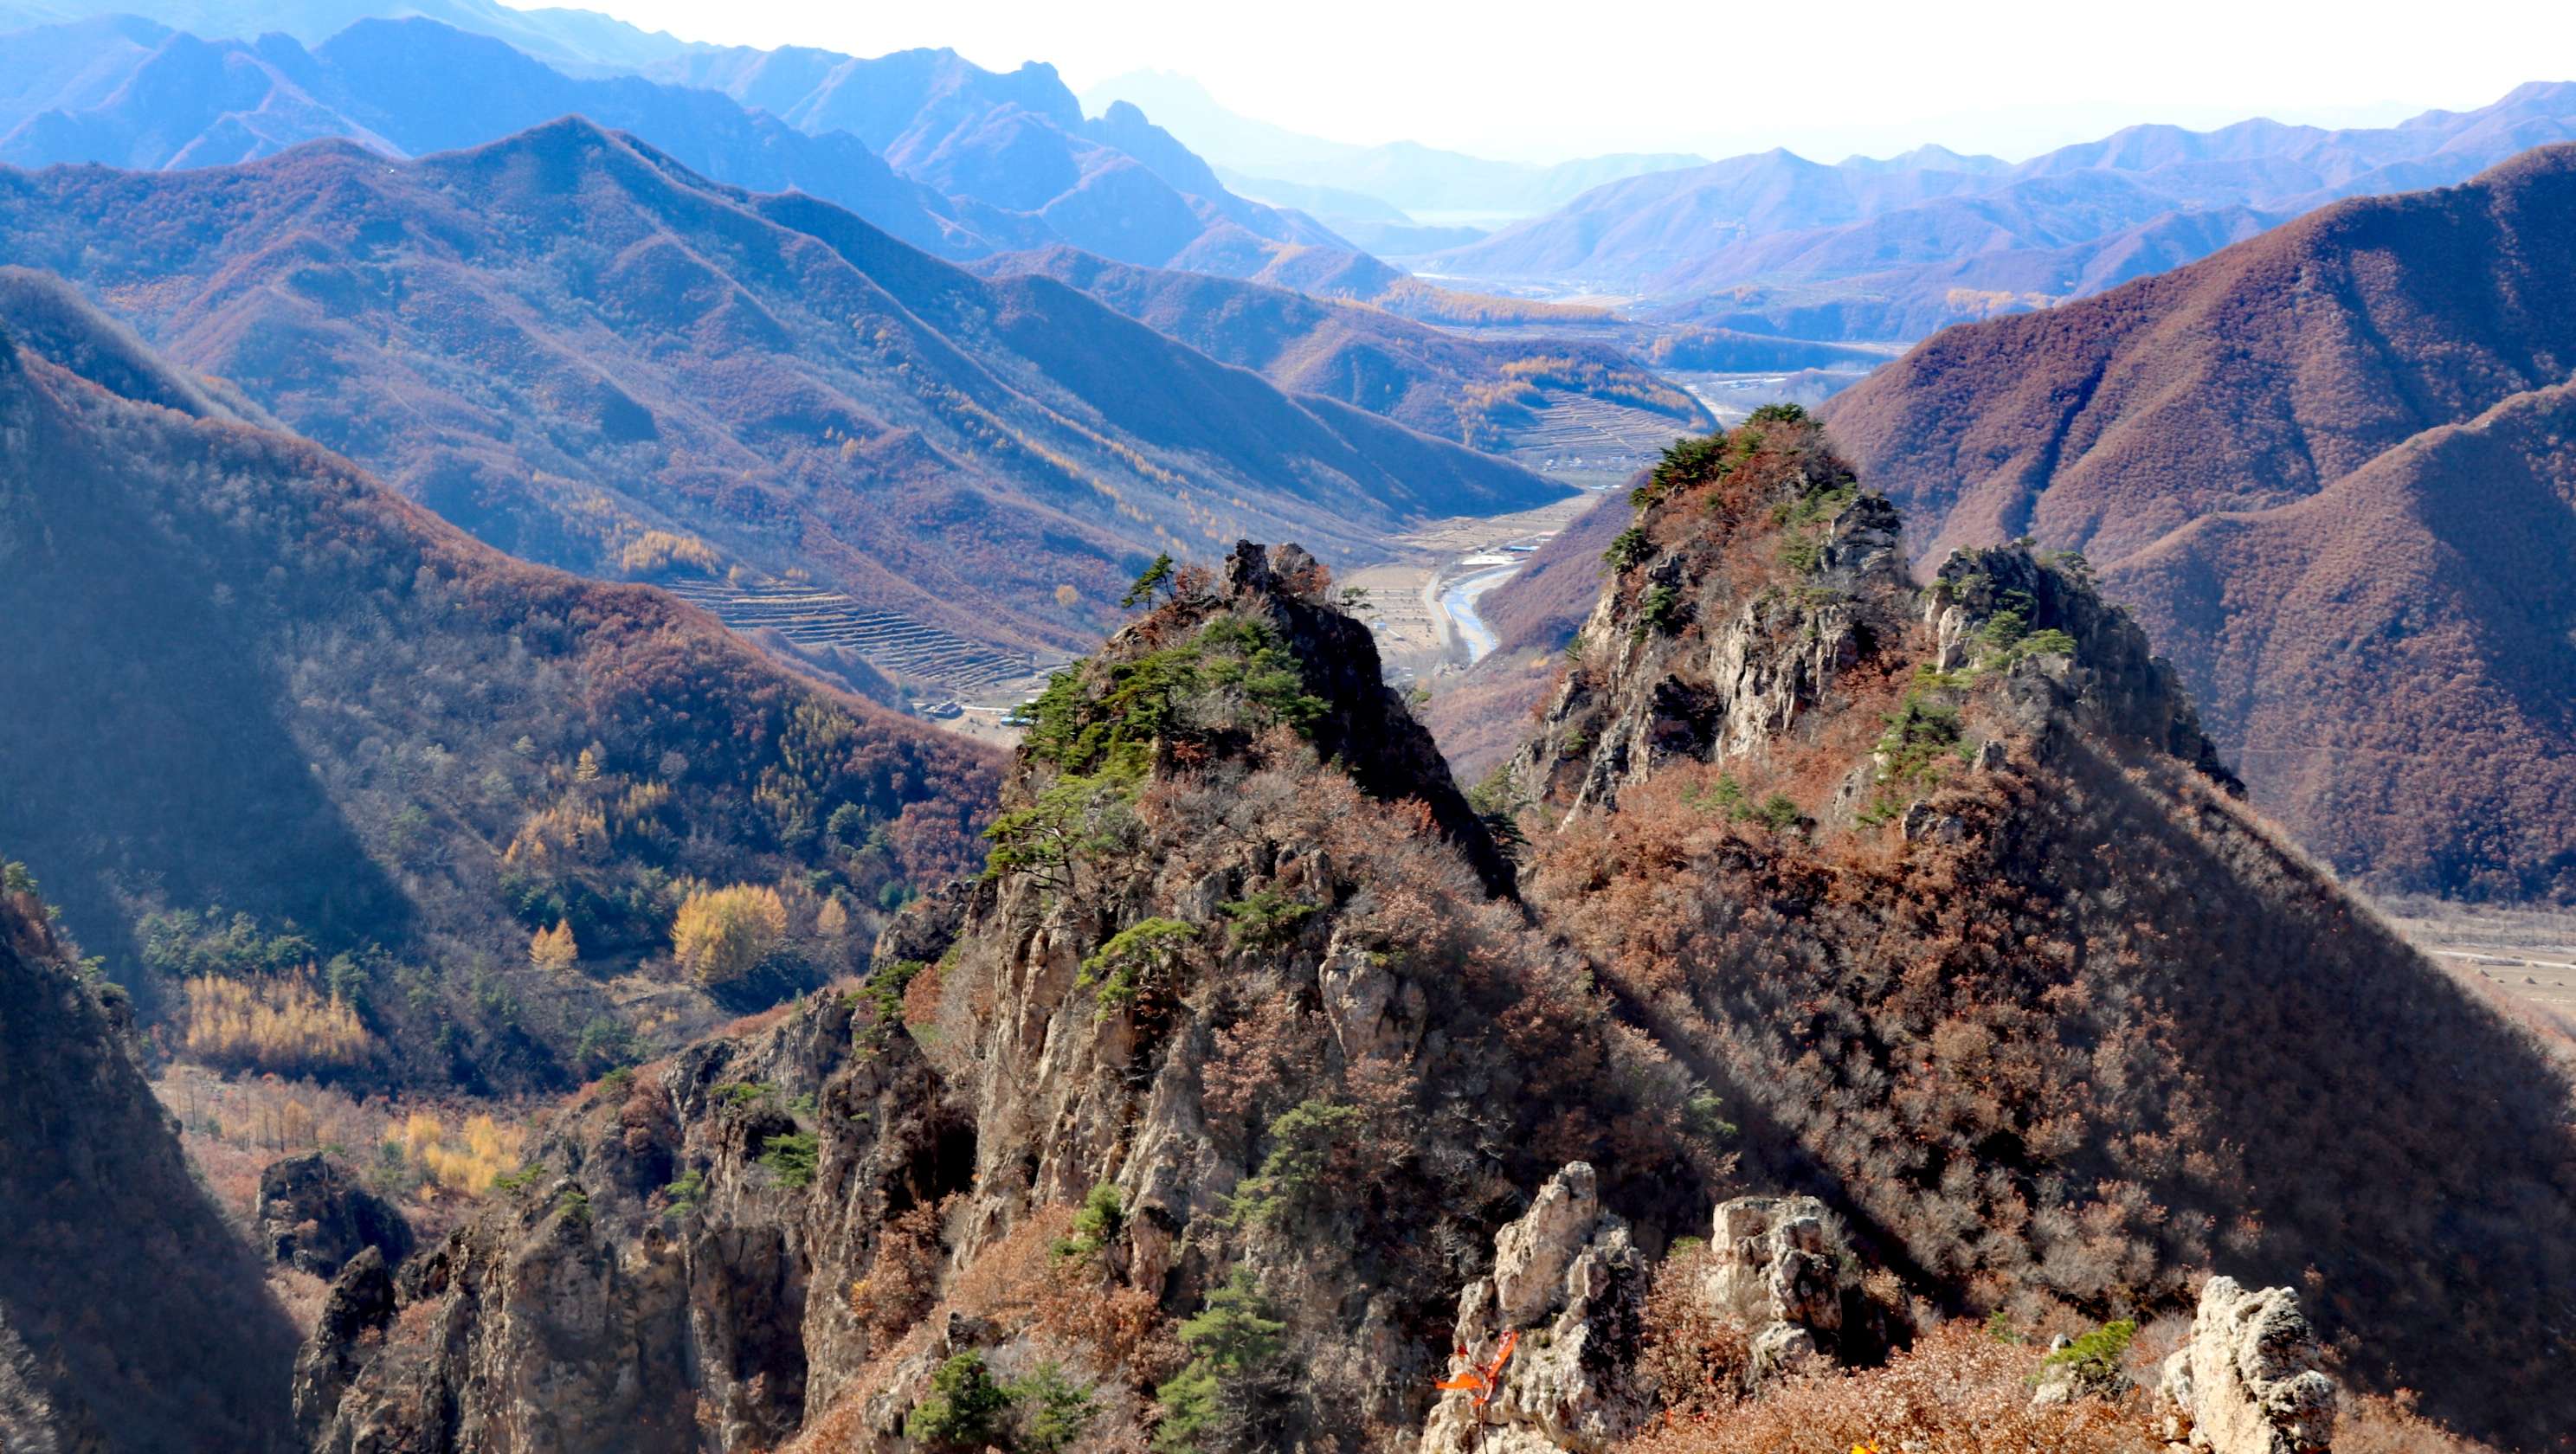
[1517,412,1916,816]
[1928,544,2240,793]
[1041,538,1513,897]
[1517,414,2244,830]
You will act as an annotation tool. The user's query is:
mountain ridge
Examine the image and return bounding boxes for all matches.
[1823,141,2576,897]
[1428,82,2576,339]
[0,117,1563,653]
[0,267,1004,1089]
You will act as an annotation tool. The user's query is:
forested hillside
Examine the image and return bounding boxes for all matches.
[0,269,1000,1090]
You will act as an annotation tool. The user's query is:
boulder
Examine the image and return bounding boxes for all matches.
[1702,1195,1851,1377]
[2157,1277,2336,1454]
[254,1153,413,1279]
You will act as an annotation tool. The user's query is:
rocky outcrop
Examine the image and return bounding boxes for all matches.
[2158,1277,2337,1454]
[290,1249,395,1436]
[1702,1195,1858,1379]
[1219,541,1517,897]
[257,1153,415,1278]
[1523,475,1911,818]
[298,992,976,1454]
[1422,1164,1651,1454]
[0,890,298,1452]
[1926,546,2239,793]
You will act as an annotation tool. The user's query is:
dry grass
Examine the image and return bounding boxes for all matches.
[1625,1321,2161,1454]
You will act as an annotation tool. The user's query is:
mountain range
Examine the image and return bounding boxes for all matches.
[0,13,1388,286]
[1428,81,2576,340]
[1826,143,2576,899]
[0,0,693,71]
[1079,69,1706,242]
[0,265,1001,1089]
[969,246,1706,446]
[0,119,1565,653]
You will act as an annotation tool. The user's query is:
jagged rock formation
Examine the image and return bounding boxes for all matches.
[2158,1277,2337,1454]
[1702,1196,1856,1379]
[257,1155,415,1279]
[299,994,970,1453]
[295,436,2576,1452]
[301,545,1708,1452]
[0,884,299,1452]
[291,1250,396,1438]
[1422,1164,1651,1454]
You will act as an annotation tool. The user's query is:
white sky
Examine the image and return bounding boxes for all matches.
[556,0,2576,163]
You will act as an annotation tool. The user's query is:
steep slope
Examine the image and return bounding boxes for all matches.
[296,440,2574,1454]
[0,878,300,1452]
[0,269,1000,1090]
[0,121,1562,652]
[1429,83,2576,338]
[1509,415,2576,1445]
[1826,144,2576,896]
[976,246,1703,446]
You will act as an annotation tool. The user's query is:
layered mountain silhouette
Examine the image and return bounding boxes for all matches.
[0,266,1001,1088]
[974,246,1706,445]
[0,119,1563,649]
[1826,144,2576,898]
[0,0,694,71]
[0,14,1388,285]
[1431,82,2576,339]
[1080,68,1706,223]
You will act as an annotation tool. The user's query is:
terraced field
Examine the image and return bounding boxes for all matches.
[1501,389,1690,487]
[659,581,1033,692]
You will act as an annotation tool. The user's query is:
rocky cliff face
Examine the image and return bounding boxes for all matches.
[299,991,970,1453]
[0,883,300,1452]
[298,434,2576,1452]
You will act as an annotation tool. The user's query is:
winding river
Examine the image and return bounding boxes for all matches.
[1439,563,1522,664]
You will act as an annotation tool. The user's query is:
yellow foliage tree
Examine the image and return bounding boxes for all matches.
[673,885,789,984]
[815,897,851,939]
[530,920,579,973]
[182,974,372,1073]
[402,1111,530,1196]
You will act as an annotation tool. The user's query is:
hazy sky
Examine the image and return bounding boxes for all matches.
[554,0,2576,162]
